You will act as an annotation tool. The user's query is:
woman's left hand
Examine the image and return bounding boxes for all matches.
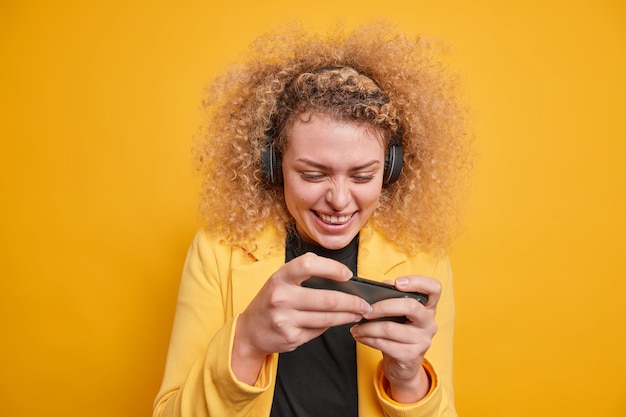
[349,275,441,403]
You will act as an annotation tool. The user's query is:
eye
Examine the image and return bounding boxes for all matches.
[352,174,375,183]
[300,172,326,181]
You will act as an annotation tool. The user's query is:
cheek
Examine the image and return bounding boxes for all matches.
[283,183,298,211]
[357,186,383,210]
[284,179,314,211]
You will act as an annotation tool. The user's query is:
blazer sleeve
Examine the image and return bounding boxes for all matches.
[152,231,277,417]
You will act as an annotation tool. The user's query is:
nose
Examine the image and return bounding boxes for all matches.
[325,179,350,211]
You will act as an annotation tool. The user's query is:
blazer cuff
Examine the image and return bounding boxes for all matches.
[374,358,442,415]
[208,315,278,401]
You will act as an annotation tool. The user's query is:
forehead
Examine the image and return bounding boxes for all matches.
[286,112,386,148]
[284,113,386,162]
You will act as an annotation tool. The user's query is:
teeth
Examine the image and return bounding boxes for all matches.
[318,212,352,224]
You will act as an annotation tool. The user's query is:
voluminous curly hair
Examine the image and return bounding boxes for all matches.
[195,21,472,256]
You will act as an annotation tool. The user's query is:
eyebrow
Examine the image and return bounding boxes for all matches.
[296,158,381,171]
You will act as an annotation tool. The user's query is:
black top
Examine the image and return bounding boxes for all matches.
[270,232,359,417]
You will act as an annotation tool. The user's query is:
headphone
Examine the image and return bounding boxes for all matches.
[261,126,404,185]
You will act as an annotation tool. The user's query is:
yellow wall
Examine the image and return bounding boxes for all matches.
[1,1,624,416]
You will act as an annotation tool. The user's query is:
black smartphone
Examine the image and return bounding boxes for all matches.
[302,276,428,323]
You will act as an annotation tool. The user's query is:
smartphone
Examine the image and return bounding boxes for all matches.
[302,276,428,323]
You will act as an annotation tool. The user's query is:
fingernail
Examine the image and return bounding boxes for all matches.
[344,268,352,278]
[361,301,373,315]
[396,277,409,287]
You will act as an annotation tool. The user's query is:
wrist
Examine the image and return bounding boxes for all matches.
[232,315,268,385]
[387,364,431,403]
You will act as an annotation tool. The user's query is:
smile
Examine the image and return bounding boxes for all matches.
[315,211,353,225]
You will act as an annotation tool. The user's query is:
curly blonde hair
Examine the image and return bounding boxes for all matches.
[194,21,472,256]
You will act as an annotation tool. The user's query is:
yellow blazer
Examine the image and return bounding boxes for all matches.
[154,225,457,417]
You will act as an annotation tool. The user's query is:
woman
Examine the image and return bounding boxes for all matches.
[154,22,471,417]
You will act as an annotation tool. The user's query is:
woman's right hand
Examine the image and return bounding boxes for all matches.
[232,252,371,384]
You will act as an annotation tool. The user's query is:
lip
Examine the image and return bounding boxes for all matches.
[312,210,356,227]
[298,211,359,249]
[315,211,354,225]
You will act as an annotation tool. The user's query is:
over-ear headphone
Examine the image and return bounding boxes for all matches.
[261,126,403,185]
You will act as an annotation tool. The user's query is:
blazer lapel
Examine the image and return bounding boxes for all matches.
[230,227,285,316]
[357,226,408,281]
[231,255,284,315]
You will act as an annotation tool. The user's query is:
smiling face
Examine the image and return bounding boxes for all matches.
[281,113,386,249]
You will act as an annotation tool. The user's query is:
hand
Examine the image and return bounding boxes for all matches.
[232,253,371,384]
[349,275,441,403]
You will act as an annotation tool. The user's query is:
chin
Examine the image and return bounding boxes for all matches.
[315,234,358,250]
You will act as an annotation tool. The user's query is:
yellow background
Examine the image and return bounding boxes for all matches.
[1,1,625,416]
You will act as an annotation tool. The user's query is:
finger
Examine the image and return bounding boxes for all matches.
[351,322,433,358]
[298,286,371,315]
[282,252,352,285]
[291,309,364,330]
[364,297,429,325]
[352,319,419,344]
[352,334,419,360]
[350,324,425,362]
[393,275,442,308]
